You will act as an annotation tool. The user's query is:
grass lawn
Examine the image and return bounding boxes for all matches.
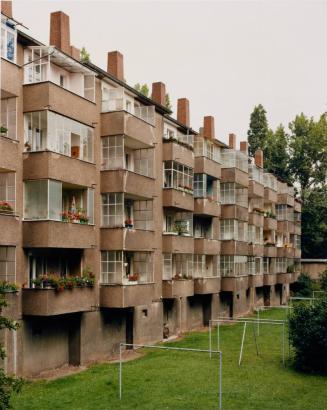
[12,309,327,409]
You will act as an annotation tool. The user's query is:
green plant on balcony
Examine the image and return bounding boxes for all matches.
[0,125,8,135]
[174,273,182,280]
[31,271,95,292]
[0,201,13,214]
[287,265,295,273]
[61,209,89,224]
[173,223,188,236]
[0,281,19,293]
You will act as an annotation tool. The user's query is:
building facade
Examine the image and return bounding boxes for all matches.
[0,3,301,376]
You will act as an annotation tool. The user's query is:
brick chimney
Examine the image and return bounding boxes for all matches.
[50,11,71,55]
[203,116,215,139]
[151,82,166,106]
[1,1,12,18]
[70,46,80,61]
[107,51,124,81]
[255,149,264,168]
[229,133,236,149]
[240,141,248,154]
[177,98,190,127]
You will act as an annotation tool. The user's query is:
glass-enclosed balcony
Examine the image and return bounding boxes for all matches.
[0,171,15,214]
[248,256,263,275]
[249,164,264,184]
[276,204,293,221]
[163,124,193,148]
[1,96,16,140]
[163,253,193,280]
[101,85,155,126]
[24,179,94,224]
[1,17,16,63]
[102,193,153,230]
[220,255,248,277]
[194,174,220,201]
[276,257,288,273]
[101,135,153,177]
[0,245,15,283]
[193,254,220,278]
[163,210,193,236]
[263,257,276,274]
[194,136,221,163]
[101,251,153,285]
[163,161,193,194]
[220,183,248,208]
[248,224,263,245]
[220,219,248,242]
[24,111,94,162]
[264,173,277,191]
[24,46,95,101]
[221,149,248,172]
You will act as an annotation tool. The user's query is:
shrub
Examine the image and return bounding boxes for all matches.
[289,296,327,373]
[320,269,327,291]
[292,272,314,297]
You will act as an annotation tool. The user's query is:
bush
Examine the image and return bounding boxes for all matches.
[289,296,327,373]
[292,272,314,297]
[320,269,327,291]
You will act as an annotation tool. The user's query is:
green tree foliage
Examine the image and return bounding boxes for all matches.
[0,294,23,409]
[292,272,314,297]
[247,104,269,157]
[80,47,90,63]
[133,83,149,97]
[319,270,327,291]
[165,93,172,110]
[289,296,327,373]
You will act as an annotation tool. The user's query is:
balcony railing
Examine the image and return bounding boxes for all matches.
[220,183,248,208]
[249,164,264,184]
[193,255,220,278]
[194,136,220,162]
[163,253,193,280]
[221,149,248,172]
[163,130,193,148]
[264,173,277,191]
[220,255,248,277]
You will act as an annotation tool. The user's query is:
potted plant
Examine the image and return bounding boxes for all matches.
[0,281,19,293]
[125,218,133,228]
[128,273,139,282]
[0,125,8,137]
[61,211,70,222]
[0,201,13,214]
[79,213,89,224]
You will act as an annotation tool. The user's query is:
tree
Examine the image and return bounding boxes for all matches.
[80,47,90,63]
[264,125,292,184]
[133,83,149,97]
[320,270,327,291]
[0,293,23,409]
[289,296,327,373]
[247,104,268,157]
[292,272,314,297]
[165,93,172,110]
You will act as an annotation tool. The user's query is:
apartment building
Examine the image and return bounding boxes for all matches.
[0,3,301,377]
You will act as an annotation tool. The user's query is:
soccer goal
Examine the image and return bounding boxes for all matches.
[118,343,223,410]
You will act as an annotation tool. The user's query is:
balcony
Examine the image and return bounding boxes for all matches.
[23,221,95,248]
[101,228,155,251]
[249,180,264,198]
[101,170,155,198]
[162,234,194,253]
[194,238,220,254]
[264,187,277,203]
[264,217,277,231]
[194,156,221,179]
[101,111,155,147]
[277,247,295,258]
[276,273,293,284]
[277,221,294,233]
[221,240,248,255]
[221,168,248,187]
[23,151,96,187]
[23,82,97,125]
[162,279,194,298]
[163,141,194,168]
[100,283,154,308]
[294,201,301,213]
[249,274,264,287]
[194,277,221,294]
[194,198,220,217]
[22,287,95,316]
[0,136,19,171]
[264,245,277,257]
[294,248,301,258]
[1,58,20,96]
[248,244,264,256]
[277,193,294,207]
[221,205,248,221]
[263,273,277,286]
[294,224,301,235]
[163,189,194,211]
[249,212,264,227]
[221,276,249,292]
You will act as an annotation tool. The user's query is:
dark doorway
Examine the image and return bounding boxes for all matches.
[126,307,134,349]
[68,314,81,366]
[202,295,212,326]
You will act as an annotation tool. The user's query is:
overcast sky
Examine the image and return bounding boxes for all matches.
[14,0,327,144]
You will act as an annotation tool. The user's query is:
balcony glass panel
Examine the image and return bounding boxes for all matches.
[221,183,247,207]
[264,173,277,191]
[248,256,263,275]
[0,172,15,213]
[194,174,219,201]
[162,253,193,280]
[194,136,220,162]
[221,149,248,172]
[249,164,264,184]
[163,124,193,147]
[101,251,153,285]
[0,246,15,282]
[163,161,193,193]
[194,254,220,278]
[276,204,293,221]
[163,211,193,235]
[220,219,247,241]
[24,46,95,101]
[263,257,276,274]
[1,18,16,62]
[276,257,288,273]
[1,97,16,139]
[220,255,247,277]
[24,111,94,162]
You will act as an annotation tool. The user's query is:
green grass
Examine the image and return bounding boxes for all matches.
[12,309,327,409]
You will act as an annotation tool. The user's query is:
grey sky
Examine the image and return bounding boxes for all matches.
[14,0,327,144]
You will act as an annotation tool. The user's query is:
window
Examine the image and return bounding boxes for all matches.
[276,205,291,221]
[221,183,235,204]
[0,172,15,213]
[193,255,219,278]
[162,253,193,280]
[163,161,193,192]
[248,257,263,275]
[220,220,237,240]
[194,217,212,239]
[60,75,65,87]
[194,136,220,162]
[163,211,193,235]
[221,149,248,172]
[163,253,173,280]
[249,164,263,184]
[264,173,277,191]
[1,19,16,62]
[0,246,15,282]
[263,257,276,274]
[220,255,247,277]
[24,111,94,162]
[1,97,16,139]
[276,258,287,273]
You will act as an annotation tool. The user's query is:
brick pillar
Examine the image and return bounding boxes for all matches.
[1,1,12,18]
[50,11,71,55]
[70,46,80,61]
[107,51,124,81]
[255,149,264,168]
[240,141,248,153]
[177,98,190,127]
[151,82,166,106]
[229,133,236,149]
[203,116,215,139]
